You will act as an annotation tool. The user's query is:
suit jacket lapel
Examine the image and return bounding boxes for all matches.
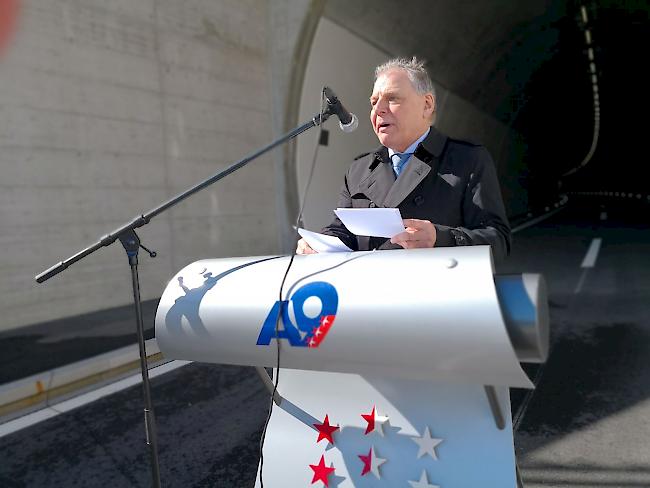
[355,149,395,207]
[383,155,431,207]
[383,126,448,207]
[354,128,448,208]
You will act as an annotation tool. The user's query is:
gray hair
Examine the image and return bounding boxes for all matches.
[375,56,436,99]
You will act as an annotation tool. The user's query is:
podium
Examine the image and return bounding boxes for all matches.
[155,247,548,487]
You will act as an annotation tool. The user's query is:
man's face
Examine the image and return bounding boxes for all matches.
[370,69,434,152]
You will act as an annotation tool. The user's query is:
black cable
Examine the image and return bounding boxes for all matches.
[257,87,328,487]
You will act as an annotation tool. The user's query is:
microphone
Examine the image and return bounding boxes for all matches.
[323,86,359,133]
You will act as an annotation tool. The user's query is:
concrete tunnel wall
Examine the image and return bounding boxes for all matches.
[0,0,287,332]
[1,0,539,332]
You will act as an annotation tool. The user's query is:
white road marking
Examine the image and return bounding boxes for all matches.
[574,238,602,294]
[581,238,602,268]
[512,207,565,234]
[0,360,191,438]
[574,269,589,294]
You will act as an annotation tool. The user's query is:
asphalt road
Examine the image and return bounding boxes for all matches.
[505,202,650,487]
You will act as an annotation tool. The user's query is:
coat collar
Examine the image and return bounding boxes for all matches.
[367,126,448,170]
[358,127,448,208]
[418,125,448,160]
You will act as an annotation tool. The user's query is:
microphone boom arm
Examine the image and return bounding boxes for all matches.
[33,91,343,488]
[35,109,333,283]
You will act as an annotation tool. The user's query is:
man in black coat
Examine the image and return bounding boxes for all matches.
[297,57,511,262]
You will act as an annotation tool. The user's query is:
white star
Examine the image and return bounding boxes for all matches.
[408,470,440,488]
[298,329,308,340]
[411,426,443,460]
[321,316,330,326]
[369,446,386,479]
[374,411,390,437]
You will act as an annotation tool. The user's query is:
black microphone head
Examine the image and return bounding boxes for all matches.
[323,86,338,103]
[323,86,356,131]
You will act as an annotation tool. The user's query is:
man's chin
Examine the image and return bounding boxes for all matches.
[376,133,394,148]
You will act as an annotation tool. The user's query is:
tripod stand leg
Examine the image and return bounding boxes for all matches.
[121,228,162,488]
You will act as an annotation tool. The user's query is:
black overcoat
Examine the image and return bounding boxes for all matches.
[321,126,511,262]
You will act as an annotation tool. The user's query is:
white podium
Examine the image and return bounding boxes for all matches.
[155,247,548,487]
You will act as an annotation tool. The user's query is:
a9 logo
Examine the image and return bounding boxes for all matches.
[256,281,338,347]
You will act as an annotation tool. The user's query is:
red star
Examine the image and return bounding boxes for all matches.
[307,315,336,347]
[358,448,373,476]
[307,315,336,348]
[320,315,335,332]
[361,406,376,435]
[309,455,335,487]
[313,414,339,444]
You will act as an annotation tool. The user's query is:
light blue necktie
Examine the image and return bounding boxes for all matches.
[391,152,412,176]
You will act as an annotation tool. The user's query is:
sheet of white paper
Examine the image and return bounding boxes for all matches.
[334,207,405,238]
[297,228,352,253]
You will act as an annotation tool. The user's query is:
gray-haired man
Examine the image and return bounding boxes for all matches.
[297,57,511,261]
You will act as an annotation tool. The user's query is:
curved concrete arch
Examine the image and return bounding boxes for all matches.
[323,0,565,121]
[267,0,327,252]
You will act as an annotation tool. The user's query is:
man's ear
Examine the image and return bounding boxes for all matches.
[423,93,435,119]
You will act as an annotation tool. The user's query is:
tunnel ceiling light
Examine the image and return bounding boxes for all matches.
[561,4,601,180]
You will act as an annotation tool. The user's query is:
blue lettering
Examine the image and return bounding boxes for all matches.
[256,300,305,346]
[257,282,339,347]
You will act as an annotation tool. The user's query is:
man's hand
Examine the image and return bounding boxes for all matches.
[390,219,437,249]
[296,238,318,255]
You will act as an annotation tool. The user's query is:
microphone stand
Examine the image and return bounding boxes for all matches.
[35,108,336,488]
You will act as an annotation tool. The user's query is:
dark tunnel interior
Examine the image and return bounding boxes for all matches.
[517,2,648,206]
[325,0,649,216]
